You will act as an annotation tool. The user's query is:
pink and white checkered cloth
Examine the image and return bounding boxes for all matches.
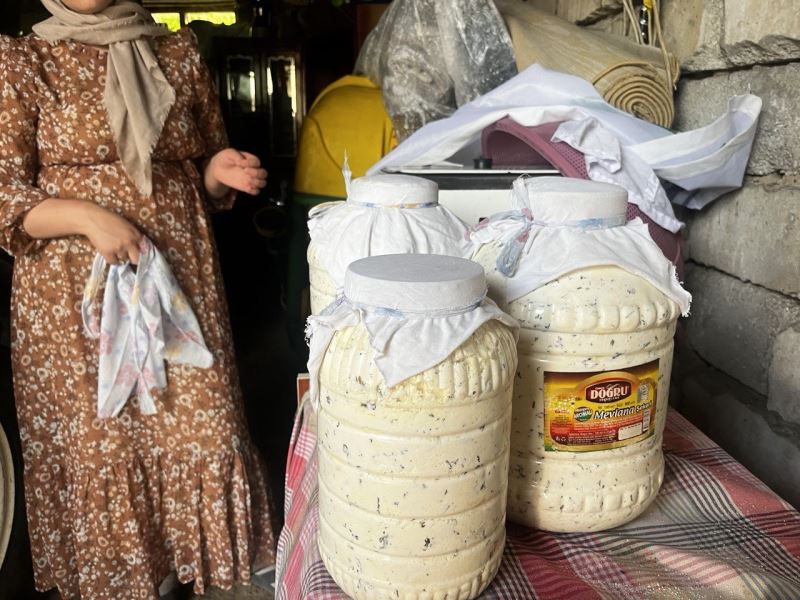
[275,400,800,599]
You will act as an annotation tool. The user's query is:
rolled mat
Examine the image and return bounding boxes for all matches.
[495,0,679,128]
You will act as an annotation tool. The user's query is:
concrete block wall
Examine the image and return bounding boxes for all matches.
[672,0,800,509]
[532,0,800,506]
[531,0,800,71]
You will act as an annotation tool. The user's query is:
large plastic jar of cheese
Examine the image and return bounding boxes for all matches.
[307,174,468,314]
[472,179,682,532]
[316,255,517,599]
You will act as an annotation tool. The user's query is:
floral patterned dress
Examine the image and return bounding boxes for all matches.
[0,29,275,599]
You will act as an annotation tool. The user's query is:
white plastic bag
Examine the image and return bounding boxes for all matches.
[370,66,761,213]
[629,95,762,209]
[355,0,517,140]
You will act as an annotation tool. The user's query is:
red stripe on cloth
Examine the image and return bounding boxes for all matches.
[530,569,601,599]
[511,543,603,599]
[651,546,740,588]
[715,464,797,520]
[286,432,315,494]
[279,500,324,598]
[294,430,317,461]
[284,402,314,506]
[566,547,634,590]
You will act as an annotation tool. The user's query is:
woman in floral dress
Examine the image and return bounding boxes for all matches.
[0,1,275,597]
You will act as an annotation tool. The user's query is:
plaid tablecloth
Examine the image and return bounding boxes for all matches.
[275,399,800,599]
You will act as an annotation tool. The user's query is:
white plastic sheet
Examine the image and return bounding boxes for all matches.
[629,95,762,209]
[370,65,761,213]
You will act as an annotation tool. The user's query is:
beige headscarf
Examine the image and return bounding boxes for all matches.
[34,0,175,196]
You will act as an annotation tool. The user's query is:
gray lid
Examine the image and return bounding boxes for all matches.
[344,254,486,312]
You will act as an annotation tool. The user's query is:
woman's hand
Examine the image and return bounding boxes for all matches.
[81,204,143,265]
[23,199,142,264]
[204,148,268,198]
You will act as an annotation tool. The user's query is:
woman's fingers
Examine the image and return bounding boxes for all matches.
[250,174,268,188]
[232,168,267,195]
[236,152,261,168]
[246,168,267,194]
[244,167,268,179]
[127,242,141,265]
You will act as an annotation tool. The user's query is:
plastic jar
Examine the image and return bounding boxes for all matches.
[307,204,344,313]
[306,174,468,314]
[314,255,517,599]
[472,178,684,532]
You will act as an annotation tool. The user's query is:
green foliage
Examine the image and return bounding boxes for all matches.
[151,12,181,32]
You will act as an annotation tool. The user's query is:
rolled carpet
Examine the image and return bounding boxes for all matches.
[495,0,679,128]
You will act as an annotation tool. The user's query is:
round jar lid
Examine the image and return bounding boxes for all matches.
[523,177,628,223]
[344,254,486,312]
[348,174,438,207]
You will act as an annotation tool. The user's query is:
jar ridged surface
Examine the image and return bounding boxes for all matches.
[475,244,678,532]
[317,320,517,599]
[308,241,337,314]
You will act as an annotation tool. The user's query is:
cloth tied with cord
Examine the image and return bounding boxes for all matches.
[82,237,213,418]
[469,176,691,315]
[307,171,470,295]
[305,254,518,404]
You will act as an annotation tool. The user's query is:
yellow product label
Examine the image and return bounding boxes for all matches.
[543,359,659,452]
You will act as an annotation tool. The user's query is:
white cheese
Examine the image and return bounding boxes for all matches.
[475,242,679,532]
[317,320,517,599]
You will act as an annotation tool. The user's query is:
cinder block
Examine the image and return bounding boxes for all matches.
[685,176,800,297]
[675,64,800,176]
[662,0,721,68]
[724,0,800,42]
[683,264,800,395]
[550,0,800,70]
[677,356,800,509]
[660,0,800,72]
[722,0,800,67]
[768,326,800,426]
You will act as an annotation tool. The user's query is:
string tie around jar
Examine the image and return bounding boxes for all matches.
[469,176,627,277]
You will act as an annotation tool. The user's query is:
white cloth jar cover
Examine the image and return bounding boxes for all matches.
[469,176,691,315]
[307,174,470,299]
[82,237,213,418]
[307,254,518,399]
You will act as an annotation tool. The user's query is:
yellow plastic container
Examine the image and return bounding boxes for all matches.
[294,75,397,198]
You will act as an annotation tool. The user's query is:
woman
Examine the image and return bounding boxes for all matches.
[0,1,276,598]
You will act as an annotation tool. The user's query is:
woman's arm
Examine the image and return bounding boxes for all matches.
[23,199,143,264]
